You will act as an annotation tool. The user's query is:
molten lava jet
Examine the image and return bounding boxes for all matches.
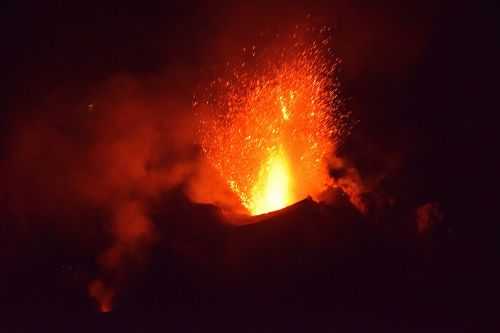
[197,33,346,215]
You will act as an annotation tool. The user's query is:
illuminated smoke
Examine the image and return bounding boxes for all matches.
[2,75,197,312]
[416,202,443,235]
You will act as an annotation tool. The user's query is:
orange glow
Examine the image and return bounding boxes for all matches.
[197,32,345,215]
[247,145,292,214]
[88,279,114,313]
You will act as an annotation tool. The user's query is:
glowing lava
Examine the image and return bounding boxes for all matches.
[197,31,345,215]
[248,145,292,215]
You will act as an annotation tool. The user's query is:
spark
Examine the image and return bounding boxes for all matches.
[197,31,346,215]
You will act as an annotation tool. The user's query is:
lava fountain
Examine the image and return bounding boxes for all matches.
[197,32,346,215]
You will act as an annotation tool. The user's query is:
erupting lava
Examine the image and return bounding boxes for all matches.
[246,145,293,215]
[197,32,345,215]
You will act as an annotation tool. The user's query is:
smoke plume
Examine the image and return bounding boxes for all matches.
[3,74,197,311]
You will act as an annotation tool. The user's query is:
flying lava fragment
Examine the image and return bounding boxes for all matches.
[197,30,346,215]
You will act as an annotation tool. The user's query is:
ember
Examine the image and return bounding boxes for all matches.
[197,32,346,215]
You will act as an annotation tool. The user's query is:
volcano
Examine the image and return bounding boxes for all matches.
[4,190,484,331]
[2,0,496,331]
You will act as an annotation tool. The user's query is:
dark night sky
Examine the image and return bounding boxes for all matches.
[1,0,497,331]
